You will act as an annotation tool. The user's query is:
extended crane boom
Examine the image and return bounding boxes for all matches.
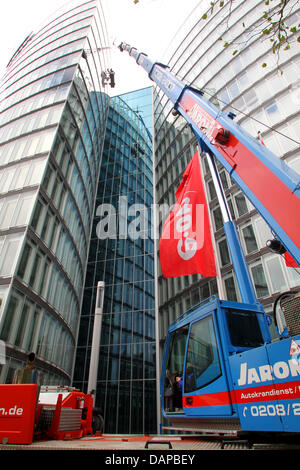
[119,42,300,268]
[120,42,300,438]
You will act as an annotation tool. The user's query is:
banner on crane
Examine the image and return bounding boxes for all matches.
[159,151,216,278]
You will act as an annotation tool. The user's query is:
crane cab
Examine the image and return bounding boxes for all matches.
[161,296,300,435]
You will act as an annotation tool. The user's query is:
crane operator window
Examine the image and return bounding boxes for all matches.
[164,326,188,412]
[184,316,221,393]
[226,309,264,348]
[165,326,188,379]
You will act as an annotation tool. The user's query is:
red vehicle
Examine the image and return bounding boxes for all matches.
[0,383,94,445]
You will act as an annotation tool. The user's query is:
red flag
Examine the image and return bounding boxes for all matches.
[284,251,299,268]
[159,151,217,278]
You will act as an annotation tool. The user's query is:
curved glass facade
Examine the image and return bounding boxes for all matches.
[74,87,157,434]
[0,0,110,384]
[154,0,300,344]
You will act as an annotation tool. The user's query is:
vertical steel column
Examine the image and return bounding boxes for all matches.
[204,151,258,305]
[197,149,226,299]
[88,281,105,402]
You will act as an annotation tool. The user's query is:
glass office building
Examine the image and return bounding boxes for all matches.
[154,0,300,347]
[73,87,156,434]
[0,0,111,384]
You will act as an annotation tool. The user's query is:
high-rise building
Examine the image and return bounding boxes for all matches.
[0,0,158,435]
[74,87,157,434]
[154,0,300,352]
[0,0,111,384]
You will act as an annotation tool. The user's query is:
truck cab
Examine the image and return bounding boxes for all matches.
[161,296,300,434]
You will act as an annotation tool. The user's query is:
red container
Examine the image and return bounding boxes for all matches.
[0,384,37,444]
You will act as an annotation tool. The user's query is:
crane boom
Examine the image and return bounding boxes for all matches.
[119,43,300,438]
[119,42,300,267]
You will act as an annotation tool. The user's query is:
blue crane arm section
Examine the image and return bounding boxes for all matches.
[119,42,300,267]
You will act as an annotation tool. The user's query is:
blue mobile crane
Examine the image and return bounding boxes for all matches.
[119,42,300,437]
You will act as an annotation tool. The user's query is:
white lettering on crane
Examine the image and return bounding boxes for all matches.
[237,358,300,386]
[186,103,219,143]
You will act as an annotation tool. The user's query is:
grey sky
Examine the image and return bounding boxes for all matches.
[0,0,202,95]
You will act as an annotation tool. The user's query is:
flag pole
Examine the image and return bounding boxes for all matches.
[199,148,259,306]
[197,147,226,299]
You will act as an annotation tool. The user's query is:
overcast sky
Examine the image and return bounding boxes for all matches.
[0,0,202,95]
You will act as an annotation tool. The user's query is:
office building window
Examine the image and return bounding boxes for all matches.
[234,192,248,217]
[218,238,231,267]
[251,263,269,298]
[242,223,258,254]
[265,256,288,293]
[224,274,237,302]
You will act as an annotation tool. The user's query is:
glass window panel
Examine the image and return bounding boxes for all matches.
[0,295,20,341]
[219,170,228,190]
[120,343,132,380]
[238,71,249,90]
[165,325,189,378]
[226,309,264,348]
[265,257,288,293]
[26,135,40,156]
[235,192,248,216]
[275,123,297,153]
[286,265,300,287]
[243,88,257,108]
[0,235,22,276]
[29,253,42,290]
[14,163,31,189]
[26,309,39,351]
[30,200,43,231]
[287,156,300,175]
[254,217,272,249]
[227,198,236,220]
[228,80,240,99]
[224,275,237,301]
[39,261,50,297]
[200,282,210,300]
[232,56,243,74]
[264,100,282,125]
[28,159,47,185]
[145,343,156,379]
[17,243,32,279]
[0,285,8,319]
[132,343,143,379]
[263,133,283,155]
[251,263,269,298]
[242,224,258,254]
[0,198,18,229]
[39,128,57,153]
[268,73,287,95]
[15,195,35,226]
[218,88,230,106]
[14,303,30,347]
[218,239,230,266]
[0,168,15,193]
[208,180,217,200]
